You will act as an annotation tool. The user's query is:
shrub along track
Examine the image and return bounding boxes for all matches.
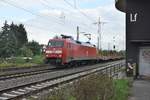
[0,60,125,100]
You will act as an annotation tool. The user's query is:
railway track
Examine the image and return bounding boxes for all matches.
[0,68,57,81]
[0,60,125,100]
[0,64,53,76]
[0,63,100,81]
[0,60,120,81]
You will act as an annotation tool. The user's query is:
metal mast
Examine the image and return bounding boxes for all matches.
[94,17,107,50]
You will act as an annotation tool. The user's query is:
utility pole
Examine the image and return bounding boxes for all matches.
[93,17,106,50]
[77,26,79,41]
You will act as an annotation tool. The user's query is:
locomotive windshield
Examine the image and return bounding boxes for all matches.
[48,41,64,47]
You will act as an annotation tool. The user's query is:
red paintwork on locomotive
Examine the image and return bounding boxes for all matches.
[45,38,98,65]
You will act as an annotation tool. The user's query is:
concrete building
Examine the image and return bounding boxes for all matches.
[115,0,150,78]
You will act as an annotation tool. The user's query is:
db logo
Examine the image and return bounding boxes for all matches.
[130,13,138,22]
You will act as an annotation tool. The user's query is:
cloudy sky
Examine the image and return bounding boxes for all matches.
[0,0,125,50]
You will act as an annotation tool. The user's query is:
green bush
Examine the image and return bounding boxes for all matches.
[19,46,33,57]
[31,55,44,64]
[26,40,41,56]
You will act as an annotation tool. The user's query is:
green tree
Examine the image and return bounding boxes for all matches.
[10,22,28,48]
[17,24,28,46]
[19,46,33,57]
[0,21,17,58]
[26,40,41,56]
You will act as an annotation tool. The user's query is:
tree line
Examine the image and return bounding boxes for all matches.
[0,21,41,58]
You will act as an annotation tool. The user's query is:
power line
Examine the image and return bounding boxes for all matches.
[40,0,76,28]
[63,0,96,32]
[40,0,55,9]
[1,0,96,37]
[40,0,95,33]
[1,20,59,36]
[0,0,96,44]
[63,0,95,22]
[5,0,85,32]
[0,0,64,26]
[0,0,68,37]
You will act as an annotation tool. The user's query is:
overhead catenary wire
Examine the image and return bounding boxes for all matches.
[39,0,55,10]
[2,0,92,34]
[0,0,79,36]
[63,0,95,22]
[1,0,97,40]
[0,0,66,26]
[40,0,96,32]
[63,0,96,32]
[2,0,89,34]
[40,0,95,30]
[5,0,95,34]
[39,0,79,29]
[1,19,59,37]
[0,0,70,38]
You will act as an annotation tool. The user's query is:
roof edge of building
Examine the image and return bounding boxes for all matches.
[115,0,126,12]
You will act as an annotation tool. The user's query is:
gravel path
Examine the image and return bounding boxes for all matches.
[129,80,150,100]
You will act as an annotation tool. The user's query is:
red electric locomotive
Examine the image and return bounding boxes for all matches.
[44,35,98,66]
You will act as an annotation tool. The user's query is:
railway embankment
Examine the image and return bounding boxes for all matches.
[0,60,126,100]
[36,73,130,100]
[24,60,130,100]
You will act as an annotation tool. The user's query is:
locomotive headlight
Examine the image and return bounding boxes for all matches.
[46,50,52,54]
[55,50,62,54]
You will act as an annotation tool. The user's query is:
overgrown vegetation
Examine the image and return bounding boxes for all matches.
[35,74,130,100]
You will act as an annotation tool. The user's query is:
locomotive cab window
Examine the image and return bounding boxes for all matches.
[48,41,64,47]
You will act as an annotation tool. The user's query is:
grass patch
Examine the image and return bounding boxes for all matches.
[112,79,130,100]
[0,63,38,69]
[31,55,45,64]
[0,55,44,68]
